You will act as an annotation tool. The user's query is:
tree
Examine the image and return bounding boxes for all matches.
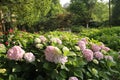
[112,0,120,26]
[47,0,64,17]
[92,2,109,22]
[0,0,65,31]
[12,0,52,26]
[68,0,97,28]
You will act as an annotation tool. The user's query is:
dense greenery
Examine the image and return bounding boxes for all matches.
[0,0,120,80]
[68,0,97,28]
[0,0,64,31]
[79,27,120,51]
[112,0,120,25]
[0,30,119,80]
[92,2,109,22]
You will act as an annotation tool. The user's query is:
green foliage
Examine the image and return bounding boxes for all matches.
[79,27,120,51]
[48,0,65,17]
[92,2,109,22]
[0,0,64,29]
[0,31,119,80]
[68,0,97,27]
[112,0,120,26]
[36,13,72,31]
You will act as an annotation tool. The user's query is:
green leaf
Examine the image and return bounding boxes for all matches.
[74,69,83,79]
[67,52,76,56]
[43,63,50,70]
[56,75,65,80]
[9,75,16,80]
[12,65,21,72]
[62,46,70,56]
[61,65,69,71]
[60,70,67,78]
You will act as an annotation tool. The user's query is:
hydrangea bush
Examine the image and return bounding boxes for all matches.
[0,31,119,80]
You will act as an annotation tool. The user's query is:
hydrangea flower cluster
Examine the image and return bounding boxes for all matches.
[34,35,47,49]
[78,38,111,61]
[50,38,62,44]
[78,41,86,51]
[82,49,93,61]
[44,46,67,64]
[39,36,47,43]
[24,52,35,62]
[91,44,101,52]
[7,46,25,60]
[0,43,6,53]
[7,46,35,62]
[68,76,78,80]
[104,55,113,61]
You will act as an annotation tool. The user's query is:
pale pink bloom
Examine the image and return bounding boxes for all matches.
[78,41,86,51]
[104,56,113,61]
[54,55,68,64]
[91,44,101,52]
[34,38,41,44]
[100,43,110,52]
[69,76,78,80]
[81,38,88,44]
[100,43,105,49]
[50,38,62,44]
[44,46,67,64]
[82,49,93,61]
[39,36,47,43]
[102,47,110,52]
[94,51,103,60]
[0,43,3,46]
[24,52,35,62]
[44,46,56,62]
[7,46,25,60]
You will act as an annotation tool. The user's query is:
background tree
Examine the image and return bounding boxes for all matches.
[0,0,64,31]
[68,0,97,28]
[112,0,120,26]
[47,0,64,17]
[92,2,109,22]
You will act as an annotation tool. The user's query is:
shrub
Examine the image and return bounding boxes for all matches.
[0,31,119,80]
[79,27,120,51]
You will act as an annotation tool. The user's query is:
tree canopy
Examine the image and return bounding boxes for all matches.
[92,2,109,22]
[112,0,120,25]
[68,0,97,28]
[0,0,64,28]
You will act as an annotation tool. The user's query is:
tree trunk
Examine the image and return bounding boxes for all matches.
[86,22,89,28]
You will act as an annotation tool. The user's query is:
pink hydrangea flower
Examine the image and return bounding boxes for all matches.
[78,41,86,51]
[7,46,25,60]
[81,38,88,44]
[91,44,101,52]
[100,43,105,49]
[54,55,68,64]
[104,55,113,61]
[44,46,56,62]
[82,49,93,61]
[24,52,35,62]
[100,43,110,52]
[69,76,78,80]
[44,46,67,64]
[102,47,110,52]
[39,36,47,43]
[94,51,103,60]
[50,38,62,44]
